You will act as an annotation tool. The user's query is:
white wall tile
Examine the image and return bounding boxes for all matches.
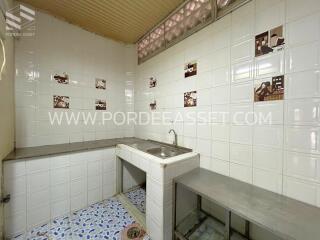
[196,139,211,157]
[183,123,197,137]
[230,82,253,103]
[212,140,229,161]
[284,151,320,182]
[27,189,50,210]
[4,195,26,218]
[231,40,253,63]
[50,168,69,185]
[283,176,318,205]
[51,183,70,202]
[286,0,320,22]
[285,126,320,154]
[255,52,284,78]
[230,103,253,124]
[230,163,252,184]
[286,13,320,47]
[286,70,320,99]
[285,99,320,126]
[285,42,320,73]
[51,198,70,218]
[5,212,26,237]
[231,60,254,83]
[4,176,26,197]
[71,194,87,212]
[212,67,229,87]
[253,169,282,194]
[197,88,212,106]
[255,0,285,34]
[230,125,253,144]
[200,156,211,170]
[197,71,212,89]
[27,171,50,193]
[50,155,69,169]
[254,101,284,124]
[197,123,212,140]
[231,1,254,44]
[253,146,283,173]
[211,158,230,176]
[212,104,230,123]
[27,204,50,229]
[212,123,229,142]
[26,158,50,174]
[212,85,230,104]
[212,47,230,69]
[253,125,283,148]
[4,160,26,180]
[230,143,252,166]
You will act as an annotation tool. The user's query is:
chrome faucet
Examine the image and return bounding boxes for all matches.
[168,129,178,146]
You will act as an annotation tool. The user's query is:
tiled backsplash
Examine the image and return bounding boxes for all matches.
[135,0,320,207]
[15,10,135,148]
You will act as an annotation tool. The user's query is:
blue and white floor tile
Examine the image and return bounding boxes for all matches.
[124,187,146,214]
[12,197,146,240]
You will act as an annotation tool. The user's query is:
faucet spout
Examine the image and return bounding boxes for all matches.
[168,129,178,146]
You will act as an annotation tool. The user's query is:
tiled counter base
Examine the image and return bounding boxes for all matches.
[116,144,200,240]
[4,148,117,238]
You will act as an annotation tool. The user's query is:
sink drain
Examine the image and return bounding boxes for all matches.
[122,223,146,240]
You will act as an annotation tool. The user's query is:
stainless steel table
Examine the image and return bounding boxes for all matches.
[173,168,320,240]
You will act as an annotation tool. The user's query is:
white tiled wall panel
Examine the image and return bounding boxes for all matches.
[3,148,116,237]
[15,11,135,148]
[285,70,320,99]
[134,0,320,208]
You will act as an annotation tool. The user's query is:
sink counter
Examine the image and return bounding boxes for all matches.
[117,143,198,166]
[115,142,200,240]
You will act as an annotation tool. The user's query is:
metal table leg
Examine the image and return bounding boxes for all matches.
[225,210,231,240]
[245,220,250,239]
[197,195,202,218]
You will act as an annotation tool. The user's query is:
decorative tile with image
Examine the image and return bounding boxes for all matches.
[53,72,69,84]
[255,25,285,57]
[95,99,106,110]
[96,78,106,90]
[184,91,197,107]
[149,77,157,88]
[270,25,285,48]
[254,75,284,102]
[53,95,70,109]
[255,31,270,57]
[184,61,197,78]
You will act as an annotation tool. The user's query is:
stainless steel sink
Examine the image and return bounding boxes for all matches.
[129,140,192,159]
[146,146,186,158]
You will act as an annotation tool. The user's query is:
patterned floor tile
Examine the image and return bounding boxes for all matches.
[124,187,146,214]
[11,197,147,240]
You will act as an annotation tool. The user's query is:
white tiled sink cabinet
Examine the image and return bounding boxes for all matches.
[116,144,200,240]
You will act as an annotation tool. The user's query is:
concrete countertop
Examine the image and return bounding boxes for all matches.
[4,137,147,161]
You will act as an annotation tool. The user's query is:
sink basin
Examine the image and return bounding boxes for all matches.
[129,140,192,159]
[147,147,183,158]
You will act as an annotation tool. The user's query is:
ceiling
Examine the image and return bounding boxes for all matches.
[19,0,185,43]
